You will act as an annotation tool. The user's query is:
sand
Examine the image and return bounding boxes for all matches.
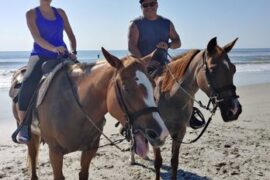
[0,83,269,180]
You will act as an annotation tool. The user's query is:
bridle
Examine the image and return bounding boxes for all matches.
[202,51,239,106]
[114,75,159,142]
[64,66,159,151]
[165,50,240,144]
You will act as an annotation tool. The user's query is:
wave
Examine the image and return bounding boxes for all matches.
[1,49,270,89]
[232,60,270,65]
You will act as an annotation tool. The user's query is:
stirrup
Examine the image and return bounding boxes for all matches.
[12,124,31,144]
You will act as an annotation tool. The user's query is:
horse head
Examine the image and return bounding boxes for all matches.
[102,48,169,158]
[196,37,242,122]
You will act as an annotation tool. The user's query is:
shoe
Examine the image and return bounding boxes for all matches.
[17,125,30,143]
[189,107,206,129]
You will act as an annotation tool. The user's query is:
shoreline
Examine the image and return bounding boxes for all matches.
[0,83,270,179]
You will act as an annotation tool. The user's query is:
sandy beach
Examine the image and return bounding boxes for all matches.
[0,83,269,180]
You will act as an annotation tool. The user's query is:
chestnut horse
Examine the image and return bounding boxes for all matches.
[11,48,169,180]
[132,37,242,179]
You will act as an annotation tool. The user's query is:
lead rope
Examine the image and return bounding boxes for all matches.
[176,104,218,144]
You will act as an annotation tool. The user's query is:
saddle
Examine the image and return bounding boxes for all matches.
[10,58,74,105]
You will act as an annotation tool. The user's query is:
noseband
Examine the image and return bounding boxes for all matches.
[203,51,239,105]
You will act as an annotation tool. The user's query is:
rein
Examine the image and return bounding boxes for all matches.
[65,66,159,151]
[165,51,214,111]
[64,67,127,151]
[164,51,227,144]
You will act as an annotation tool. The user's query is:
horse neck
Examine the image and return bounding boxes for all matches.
[181,51,205,95]
[157,51,204,99]
[75,62,115,118]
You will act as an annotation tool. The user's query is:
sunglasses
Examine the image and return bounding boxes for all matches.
[142,1,157,8]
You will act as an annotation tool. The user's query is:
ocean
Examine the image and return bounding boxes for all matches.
[1,48,270,89]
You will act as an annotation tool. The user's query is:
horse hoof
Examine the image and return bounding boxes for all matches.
[143,155,150,161]
[129,159,136,165]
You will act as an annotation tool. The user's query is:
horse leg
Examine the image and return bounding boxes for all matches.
[130,147,135,165]
[153,147,162,180]
[27,133,40,180]
[79,148,98,180]
[171,127,186,180]
[49,147,65,180]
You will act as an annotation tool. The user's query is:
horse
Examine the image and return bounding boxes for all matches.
[132,37,242,180]
[10,48,169,180]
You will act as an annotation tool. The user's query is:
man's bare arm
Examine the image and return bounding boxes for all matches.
[169,22,181,49]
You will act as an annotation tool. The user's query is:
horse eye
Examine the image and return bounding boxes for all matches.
[134,77,139,81]
[123,84,130,92]
[231,64,236,73]
[210,68,216,74]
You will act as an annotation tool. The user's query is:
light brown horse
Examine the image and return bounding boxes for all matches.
[135,37,242,179]
[11,48,169,180]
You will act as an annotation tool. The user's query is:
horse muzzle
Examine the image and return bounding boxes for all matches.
[144,128,166,148]
[133,127,166,159]
[220,98,242,122]
[133,112,169,148]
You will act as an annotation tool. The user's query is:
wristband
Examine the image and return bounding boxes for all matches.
[72,50,77,55]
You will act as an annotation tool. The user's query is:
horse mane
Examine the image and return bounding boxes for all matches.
[161,49,200,92]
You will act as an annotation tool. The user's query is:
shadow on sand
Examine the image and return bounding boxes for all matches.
[133,159,211,180]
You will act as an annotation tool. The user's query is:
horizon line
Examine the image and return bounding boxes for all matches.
[1,47,270,53]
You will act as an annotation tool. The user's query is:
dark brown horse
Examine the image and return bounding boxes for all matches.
[132,37,242,179]
[11,48,169,180]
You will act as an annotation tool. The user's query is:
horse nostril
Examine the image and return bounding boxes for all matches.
[227,111,233,117]
[145,129,159,140]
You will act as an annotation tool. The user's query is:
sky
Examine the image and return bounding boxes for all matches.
[0,0,269,51]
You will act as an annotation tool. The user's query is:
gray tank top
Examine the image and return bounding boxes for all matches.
[133,16,170,56]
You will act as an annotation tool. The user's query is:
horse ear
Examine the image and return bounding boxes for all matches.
[101,47,123,69]
[207,37,217,55]
[224,38,238,53]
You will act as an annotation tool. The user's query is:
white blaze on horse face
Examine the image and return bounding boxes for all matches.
[135,70,169,140]
[223,59,230,69]
[135,70,155,107]
[231,99,240,115]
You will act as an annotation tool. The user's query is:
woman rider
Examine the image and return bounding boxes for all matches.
[16,0,77,143]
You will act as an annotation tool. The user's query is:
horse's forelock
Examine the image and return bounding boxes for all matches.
[209,47,230,64]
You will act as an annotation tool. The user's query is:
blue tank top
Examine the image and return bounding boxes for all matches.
[133,16,170,57]
[31,7,67,58]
